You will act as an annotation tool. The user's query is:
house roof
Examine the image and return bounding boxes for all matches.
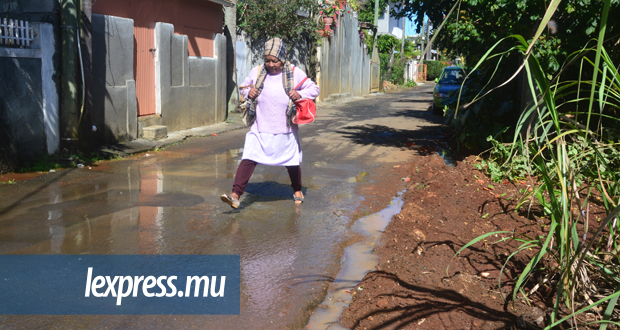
[205,0,234,8]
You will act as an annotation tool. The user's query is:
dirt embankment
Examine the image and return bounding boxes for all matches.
[340,154,553,330]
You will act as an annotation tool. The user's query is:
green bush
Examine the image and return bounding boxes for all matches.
[390,59,405,85]
[405,79,417,87]
[423,60,446,80]
[379,53,390,81]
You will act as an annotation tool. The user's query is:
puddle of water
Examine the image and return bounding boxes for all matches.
[0,143,368,329]
[305,192,405,330]
[344,171,369,183]
[437,147,455,167]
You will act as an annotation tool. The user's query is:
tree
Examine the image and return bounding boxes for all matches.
[357,0,389,23]
[394,0,620,73]
[236,0,322,40]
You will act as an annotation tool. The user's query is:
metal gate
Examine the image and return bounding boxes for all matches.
[413,64,427,82]
[93,0,157,117]
[134,24,156,116]
[370,62,380,93]
[133,3,156,117]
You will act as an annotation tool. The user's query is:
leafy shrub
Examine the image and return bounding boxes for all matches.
[474,137,530,182]
[379,53,391,81]
[390,59,405,85]
[423,60,447,80]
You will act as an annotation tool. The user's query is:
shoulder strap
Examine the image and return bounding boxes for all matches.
[294,77,308,90]
[257,65,261,80]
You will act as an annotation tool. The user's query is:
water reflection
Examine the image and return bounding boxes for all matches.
[0,145,363,329]
[138,163,164,254]
[215,148,243,179]
[47,184,64,253]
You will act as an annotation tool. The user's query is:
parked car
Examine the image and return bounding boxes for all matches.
[432,66,480,115]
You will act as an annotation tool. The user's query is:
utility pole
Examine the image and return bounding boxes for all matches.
[400,6,405,60]
[80,0,93,150]
[420,17,426,61]
[224,0,238,116]
[60,0,80,152]
[426,20,432,60]
[371,0,379,58]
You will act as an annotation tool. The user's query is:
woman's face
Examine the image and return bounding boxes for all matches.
[264,55,284,74]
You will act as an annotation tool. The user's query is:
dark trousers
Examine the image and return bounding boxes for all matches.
[232,159,302,197]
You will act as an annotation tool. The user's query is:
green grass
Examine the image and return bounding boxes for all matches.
[453,0,620,328]
[15,151,127,173]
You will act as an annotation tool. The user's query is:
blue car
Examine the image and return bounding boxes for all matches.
[433,66,477,115]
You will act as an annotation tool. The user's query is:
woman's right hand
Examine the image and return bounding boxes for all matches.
[248,87,259,99]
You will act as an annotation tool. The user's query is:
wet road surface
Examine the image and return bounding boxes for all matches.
[0,84,441,329]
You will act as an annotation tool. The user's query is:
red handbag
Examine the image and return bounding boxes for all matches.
[292,77,316,125]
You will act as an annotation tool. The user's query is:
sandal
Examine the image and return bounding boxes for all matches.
[293,193,304,203]
[220,194,240,209]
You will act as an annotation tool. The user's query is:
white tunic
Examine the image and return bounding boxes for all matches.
[242,131,302,166]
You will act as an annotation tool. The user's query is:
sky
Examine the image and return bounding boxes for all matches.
[404,14,432,37]
[405,15,418,36]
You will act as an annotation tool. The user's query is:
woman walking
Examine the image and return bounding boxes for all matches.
[221,38,319,209]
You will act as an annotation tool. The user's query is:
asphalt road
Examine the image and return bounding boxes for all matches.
[0,83,442,329]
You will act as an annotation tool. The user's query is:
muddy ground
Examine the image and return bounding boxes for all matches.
[338,153,605,330]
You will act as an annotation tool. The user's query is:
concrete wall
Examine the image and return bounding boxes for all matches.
[376,3,403,38]
[91,15,227,143]
[0,1,60,173]
[154,22,227,133]
[0,22,58,173]
[318,10,373,101]
[92,14,137,144]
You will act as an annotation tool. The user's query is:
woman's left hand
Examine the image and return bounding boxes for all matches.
[289,90,302,101]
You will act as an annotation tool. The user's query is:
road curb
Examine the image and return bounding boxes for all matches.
[97,112,247,157]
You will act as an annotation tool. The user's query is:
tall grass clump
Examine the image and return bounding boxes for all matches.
[455,0,620,328]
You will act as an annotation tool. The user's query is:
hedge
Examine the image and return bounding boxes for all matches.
[423,60,446,80]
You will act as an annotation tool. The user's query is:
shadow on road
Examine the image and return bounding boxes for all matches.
[0,169,74,218]
[337,124,441,150]
[391,99,435,104]
[389,106,443,120]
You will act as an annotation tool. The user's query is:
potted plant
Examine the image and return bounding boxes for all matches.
[320,0,341,26]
